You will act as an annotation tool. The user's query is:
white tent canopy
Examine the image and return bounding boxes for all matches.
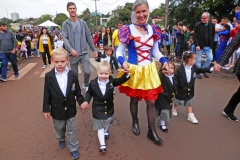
[38,20,59,27]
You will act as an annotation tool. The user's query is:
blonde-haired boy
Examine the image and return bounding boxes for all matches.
[43,48,84,159]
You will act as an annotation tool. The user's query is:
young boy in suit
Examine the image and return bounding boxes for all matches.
[94,45,119,74]
[42,48,84,159]
[81,61,130,153]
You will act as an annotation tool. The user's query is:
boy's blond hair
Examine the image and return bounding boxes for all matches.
[235,6,240,10]
[97,61,112,76]
[51,48,69,59]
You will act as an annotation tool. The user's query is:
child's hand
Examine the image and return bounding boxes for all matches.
[117,69,120,72]
[43,113,51,120]
[81,102,89,110]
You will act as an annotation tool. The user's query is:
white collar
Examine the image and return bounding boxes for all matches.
[98,78,109,84]
[165,74,174,79]
[55,66,69,74]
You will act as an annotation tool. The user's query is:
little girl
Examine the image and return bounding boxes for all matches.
[172,51,217,124]
[20,38,28,58]
[155,61,176,133]
[81,61,130,153]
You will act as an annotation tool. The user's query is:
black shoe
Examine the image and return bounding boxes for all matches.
[147,128,164,144]
[203,73,209,78]
[99,145,106,153]
[196,74,202,79]
[160,126,168,133]
[132,118,140,135]
[223,111,238,122]
[104,135,110,140]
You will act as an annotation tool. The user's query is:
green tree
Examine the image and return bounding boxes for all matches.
[54,13,68,26]
[37,14,52,24]
[0,17,13,25]
[202,0,240,21]
[118,2,133,24]
[150,3,165,18]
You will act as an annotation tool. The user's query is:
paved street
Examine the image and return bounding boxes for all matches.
[0,56,240,160]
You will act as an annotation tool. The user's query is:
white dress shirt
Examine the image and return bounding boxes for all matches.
[184,65,192,83]
[98,79,109,95]
[55,67,69,97]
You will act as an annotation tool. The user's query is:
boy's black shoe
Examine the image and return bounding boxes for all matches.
[58,141,65,149]
[203,73,209,78]
[105,135,110,140]
[196,74,202,79]
[223,111,238,122]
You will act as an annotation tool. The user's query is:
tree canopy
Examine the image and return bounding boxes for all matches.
[54,13,68,26]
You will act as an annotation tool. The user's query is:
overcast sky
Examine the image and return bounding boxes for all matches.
[0,0,165,19]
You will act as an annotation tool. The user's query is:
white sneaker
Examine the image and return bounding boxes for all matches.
[82,84,88,92]
[42,65,46,69]
[172,107,177,116]
[49,64,52,68]
[187,113,198,124]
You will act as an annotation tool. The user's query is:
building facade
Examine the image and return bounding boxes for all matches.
[11,12,20,21]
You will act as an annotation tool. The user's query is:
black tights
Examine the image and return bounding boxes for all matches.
[130,97,156,129]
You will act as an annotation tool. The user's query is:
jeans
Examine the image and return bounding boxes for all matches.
[34,46,40,57]
[174,42,183,58]
[0,52,19,79]
[196,46,213,68]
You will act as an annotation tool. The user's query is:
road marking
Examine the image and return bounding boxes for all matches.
[40,65,54,77]
[8,63,37,80]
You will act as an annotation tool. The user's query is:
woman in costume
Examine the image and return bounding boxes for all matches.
[116,0,168,145]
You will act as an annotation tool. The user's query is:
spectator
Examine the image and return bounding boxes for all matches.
[62,2,97,92]
[211,17,222,61]
[103,27,112,47]
[112,22,124,60]
[98,27,105,46]
[193,12,215,79]
[0,21,19,82]
[37,27,53,68]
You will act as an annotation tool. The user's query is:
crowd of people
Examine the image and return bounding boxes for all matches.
[1,0,240,159]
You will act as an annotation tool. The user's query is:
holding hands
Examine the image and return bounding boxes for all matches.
[212,61,221,72]
[81,102,89,110]
[122,61,130,73]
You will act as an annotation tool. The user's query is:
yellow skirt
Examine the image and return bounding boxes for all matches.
[118,61,163,101]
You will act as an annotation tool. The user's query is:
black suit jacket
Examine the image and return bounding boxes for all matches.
[85,73,130,120]
[156,72,176,109]
[95,53,119,73]
[174,64,211,100]
[42,69,84,120]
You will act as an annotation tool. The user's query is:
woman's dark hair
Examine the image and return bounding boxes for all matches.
[67,2,76,10]
[182,51,196,64]
[39,27,53,44]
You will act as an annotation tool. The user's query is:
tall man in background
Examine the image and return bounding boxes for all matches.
[62,2,96,92]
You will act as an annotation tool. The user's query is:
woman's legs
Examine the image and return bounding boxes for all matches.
[42,52,47,65]
[146,100,163,144]
[43,44,51,65]
[145,100,156,129]
[130,97,140,135]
